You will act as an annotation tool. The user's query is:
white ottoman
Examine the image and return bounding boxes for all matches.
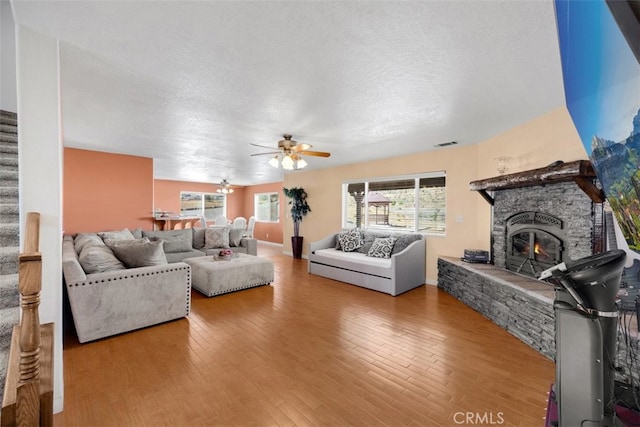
[183,254,274,297]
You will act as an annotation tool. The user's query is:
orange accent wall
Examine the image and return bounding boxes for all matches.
[241,182,284,244]
[63,148,154,234]
[153,179,246,225]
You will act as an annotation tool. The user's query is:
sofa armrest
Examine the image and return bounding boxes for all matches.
[240,238,258,256]
[391,238,426,295]
[309,234,337,253]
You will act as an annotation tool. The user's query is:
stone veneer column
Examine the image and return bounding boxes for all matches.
[492,181,596,269]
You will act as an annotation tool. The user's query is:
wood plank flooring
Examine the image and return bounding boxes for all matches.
[54,243,554,426]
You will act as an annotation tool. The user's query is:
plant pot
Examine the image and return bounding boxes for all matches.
[291,236,304,259]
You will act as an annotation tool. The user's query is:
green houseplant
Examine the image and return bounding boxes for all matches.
[283,187,311,259]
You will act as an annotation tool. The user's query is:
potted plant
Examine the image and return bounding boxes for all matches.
[283,187,311,259]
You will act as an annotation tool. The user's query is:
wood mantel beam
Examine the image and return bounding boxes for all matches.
[469,160,605,204]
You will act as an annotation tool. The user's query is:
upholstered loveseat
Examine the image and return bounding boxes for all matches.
[62,226,258,343]
[308,228,426,296]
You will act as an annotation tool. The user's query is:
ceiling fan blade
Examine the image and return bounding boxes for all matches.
[250,143,278,150]
[250,151,280,156]
[290,143,312,152]
[301,151,331,157]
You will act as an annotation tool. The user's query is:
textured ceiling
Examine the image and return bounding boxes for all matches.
[11,0,565,186]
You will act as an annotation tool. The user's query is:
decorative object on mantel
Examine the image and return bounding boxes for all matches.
[283,186,311,259]
[216,179,234,194]
[469,160,605,205]
[495,156,512,174]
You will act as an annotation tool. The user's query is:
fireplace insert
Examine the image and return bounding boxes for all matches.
[506,211,568,278]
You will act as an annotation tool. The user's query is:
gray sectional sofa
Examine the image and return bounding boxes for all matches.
[308,229,426,296]
[62,226,258,343]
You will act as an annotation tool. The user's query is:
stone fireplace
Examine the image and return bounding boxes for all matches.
[470,160,606,278]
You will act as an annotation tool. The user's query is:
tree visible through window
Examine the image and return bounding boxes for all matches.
[343,173,446,235]
[255,192,280,222]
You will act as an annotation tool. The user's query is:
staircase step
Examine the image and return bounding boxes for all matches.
[0,275,19,310]
[0,142,17,154]
[0,224,19,247]
[0,188,18,205]
[0,125,17,135]
[0,171,18,187]
[0,247,19,275]
[0,111,16,120]
[0,115,17,127]
[0,156,18,171]
[0,205,18,224]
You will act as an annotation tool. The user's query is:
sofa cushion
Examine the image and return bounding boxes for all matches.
[312,248,393,278]
[111,240,168,268]
[367,237,397,259]
[78,244,125,273]
[164,249,206,263]
[98,228,135,242]
[338,227,363,252]
[205,226,230,249]
[229,228,244,247]
[142,229,193,248]
[148,235,193,254]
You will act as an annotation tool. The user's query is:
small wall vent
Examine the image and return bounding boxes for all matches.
[435,141,458,148]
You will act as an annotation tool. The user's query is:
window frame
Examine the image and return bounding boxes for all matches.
[179,191,226,220]
[341,171,446,236]
[254,192,280,223]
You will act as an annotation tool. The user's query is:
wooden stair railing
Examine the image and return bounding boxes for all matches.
[1,212,53,426]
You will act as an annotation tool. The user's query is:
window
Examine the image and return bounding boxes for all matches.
[180,192,225,220]
[255,192,280,222]
[343,172,446,235]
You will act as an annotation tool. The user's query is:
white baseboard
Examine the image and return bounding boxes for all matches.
[257,240,283,247]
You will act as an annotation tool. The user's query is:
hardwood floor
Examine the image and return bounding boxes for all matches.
[54,242,554,426]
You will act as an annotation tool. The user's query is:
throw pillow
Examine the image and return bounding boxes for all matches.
[205,226,231,249]
[104,237,150,248]
[98,228,135,242]
[391,234,422,255]
[111,240,168,268]
[192,228,206,250]
[74,233,104,255]
[338,228,364,252]
[366,237,398,259]
[357,232,390,254]
[78,244,125,273]
[229,228,244,247]
[131,227,144,239]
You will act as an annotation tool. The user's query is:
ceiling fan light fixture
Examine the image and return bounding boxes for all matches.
[296,156,307,169]
[281,155,295,170]
[268,155,280,168]
[216,179,234,194]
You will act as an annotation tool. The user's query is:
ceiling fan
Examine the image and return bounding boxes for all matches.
[250,134,331,170]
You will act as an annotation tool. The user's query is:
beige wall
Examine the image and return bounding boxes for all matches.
[283,107,589,284]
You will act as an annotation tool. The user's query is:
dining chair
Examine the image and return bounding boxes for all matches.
[244,216,256,238]
[214,216,229,225]
[232,216,247,229]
